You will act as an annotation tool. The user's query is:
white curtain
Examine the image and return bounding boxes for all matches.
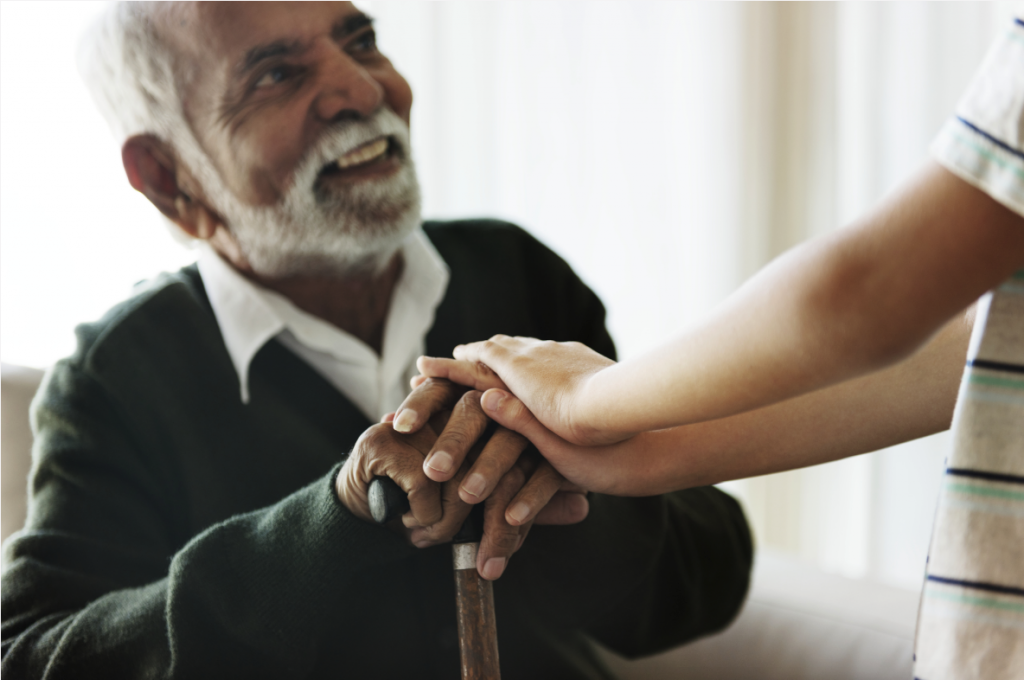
[1,1,1019,587]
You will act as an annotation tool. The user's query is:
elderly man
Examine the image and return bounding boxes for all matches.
[1,3,752,678]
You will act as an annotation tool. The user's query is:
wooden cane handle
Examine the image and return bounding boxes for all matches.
[453,543,501,679]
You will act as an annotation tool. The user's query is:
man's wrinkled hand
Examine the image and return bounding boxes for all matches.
[337,377,589,580]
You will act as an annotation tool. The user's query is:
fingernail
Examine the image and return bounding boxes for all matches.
[482,390,505,412]
[426,451,453,474]
[507,502,530,524]
[393,409,418,433]
[461,473,486,499]
[482,557,506,580]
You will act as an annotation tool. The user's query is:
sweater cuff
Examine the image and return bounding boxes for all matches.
[320,463,417,567]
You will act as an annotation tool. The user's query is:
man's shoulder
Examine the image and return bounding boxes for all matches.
[422,219,615,358]
[67,264,216,375]
[422,218,573,279]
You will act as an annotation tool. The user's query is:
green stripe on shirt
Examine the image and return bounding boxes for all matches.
[946,482,1024,502]
[969,374,1024,391]
[950,129,1024,182]
[926,590,1024,615]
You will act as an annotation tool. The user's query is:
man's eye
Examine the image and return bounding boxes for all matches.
[254,67,290,89]
[352,30,377,53]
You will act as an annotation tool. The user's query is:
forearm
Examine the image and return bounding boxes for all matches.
[1,468,415,678]
[603,305,971,496]
[582,162,1024,436]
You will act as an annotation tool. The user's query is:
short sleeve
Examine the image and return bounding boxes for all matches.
[931,17,1024,217]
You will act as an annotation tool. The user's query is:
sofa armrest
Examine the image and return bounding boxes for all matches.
[596,550,919,680]
[2,362,44,549]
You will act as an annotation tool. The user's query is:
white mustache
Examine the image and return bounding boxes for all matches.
[291,107,411,192]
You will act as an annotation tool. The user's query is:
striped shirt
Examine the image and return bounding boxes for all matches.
[914,17,1024,680]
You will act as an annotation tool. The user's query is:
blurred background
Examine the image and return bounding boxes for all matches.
[2,1,1020,591]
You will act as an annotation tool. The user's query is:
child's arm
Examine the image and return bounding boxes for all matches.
[473,305,973,498]
[420,161,1024,447]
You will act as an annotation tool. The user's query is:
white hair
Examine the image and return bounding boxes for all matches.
[78,3,183,145]
[78,2,219,243]
[77,2,422,275]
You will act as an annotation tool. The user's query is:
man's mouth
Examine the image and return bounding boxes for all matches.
[319,137,395,178]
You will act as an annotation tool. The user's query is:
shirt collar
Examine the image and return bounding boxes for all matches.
[197,228,450,404]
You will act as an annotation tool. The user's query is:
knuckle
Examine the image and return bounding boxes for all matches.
[438,428,471,452]
[502,466,527,490]
[537,465,565,490]
[419,376,443,389]
[361,423,395,452]
[457,390,484,413]
[422,523,454,543]
[417,377,452,398]
[503,428,529,450]
[505,398,529,421]
[493,531,519,553]
[485,432,528,467]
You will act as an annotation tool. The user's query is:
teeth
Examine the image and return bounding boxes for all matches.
[336,138,389,170]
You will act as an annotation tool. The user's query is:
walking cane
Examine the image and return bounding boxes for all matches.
[369,477,501,680]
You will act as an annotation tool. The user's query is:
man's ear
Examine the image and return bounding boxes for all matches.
[121,135,221,240]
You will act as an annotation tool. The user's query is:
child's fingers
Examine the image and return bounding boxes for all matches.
[479,388,567,454]
[451,336,525,371]
[416,356,508,392]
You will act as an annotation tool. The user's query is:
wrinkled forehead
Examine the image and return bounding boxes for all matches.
[157,1,363,102]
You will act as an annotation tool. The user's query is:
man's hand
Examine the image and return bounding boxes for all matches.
[415,336,627,446]
[337,378,588,580]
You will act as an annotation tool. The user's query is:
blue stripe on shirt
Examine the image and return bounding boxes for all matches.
[928,575,1024,599]
[968,359,1024,375]
[947,468,1024,486]
[956,117,1024,161]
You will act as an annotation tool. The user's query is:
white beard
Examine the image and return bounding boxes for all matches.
[182,107,421,278]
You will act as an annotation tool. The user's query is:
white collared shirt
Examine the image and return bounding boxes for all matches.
[197,229,450,422]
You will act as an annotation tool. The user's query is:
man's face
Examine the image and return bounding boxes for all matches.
[164,1,419,276]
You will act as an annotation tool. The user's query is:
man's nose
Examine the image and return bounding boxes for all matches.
[312,49,384,123]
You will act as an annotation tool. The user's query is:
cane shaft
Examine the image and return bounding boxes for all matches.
[453,543,500,679]
[369,477,500,677]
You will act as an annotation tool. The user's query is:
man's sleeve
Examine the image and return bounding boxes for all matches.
[0,358,414,678]
[506,488,752,658]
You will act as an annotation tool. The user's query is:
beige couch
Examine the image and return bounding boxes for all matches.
[1,362,919,678]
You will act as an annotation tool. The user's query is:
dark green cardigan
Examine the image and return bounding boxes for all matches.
[1,221,752,679]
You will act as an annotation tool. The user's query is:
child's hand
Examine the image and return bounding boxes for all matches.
[475,387,653,496]
[414,355,510,393]
[418,335,628,446]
